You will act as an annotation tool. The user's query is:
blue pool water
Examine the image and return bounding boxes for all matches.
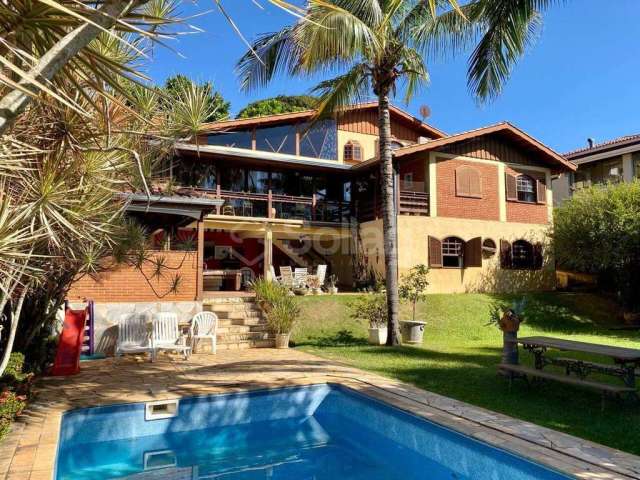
[56,384,570,479]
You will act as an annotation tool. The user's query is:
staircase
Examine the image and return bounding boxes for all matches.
[203,296,274,350]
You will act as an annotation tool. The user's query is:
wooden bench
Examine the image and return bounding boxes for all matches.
[499,364,637,410]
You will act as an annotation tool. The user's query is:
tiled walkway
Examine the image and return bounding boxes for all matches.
[2,349,639,479]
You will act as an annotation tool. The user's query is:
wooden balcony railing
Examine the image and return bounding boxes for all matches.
[194,187,351,224]
[355,189,429,222]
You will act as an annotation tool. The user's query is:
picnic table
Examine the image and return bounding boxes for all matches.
[499,336,640,408]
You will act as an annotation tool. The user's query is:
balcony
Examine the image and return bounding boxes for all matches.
[355,180,429,222]
[192,187,351,225]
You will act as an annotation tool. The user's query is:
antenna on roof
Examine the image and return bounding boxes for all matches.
[419,105,431,120]
[587,138,595,148]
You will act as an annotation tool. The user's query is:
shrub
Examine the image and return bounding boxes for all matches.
[251,278,299,334]
[0,391,27,439]
[399,264,430,322]
[348,293,387,328]
[553,181,640,310]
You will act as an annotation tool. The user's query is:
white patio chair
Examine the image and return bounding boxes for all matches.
[280,266,294,288]
[269,264,280,283]
[294,267,309,288]
[315,264,327,288]
[116,313,154,360]
[190,311,218,354]
[152,312,191,360]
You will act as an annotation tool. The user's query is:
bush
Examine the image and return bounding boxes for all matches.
[0,391,27,439]
[251,278,299,334]
[553,181,640,310]
[348,293,387,328]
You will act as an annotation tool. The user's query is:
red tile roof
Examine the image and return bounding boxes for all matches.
[564,134,640,159]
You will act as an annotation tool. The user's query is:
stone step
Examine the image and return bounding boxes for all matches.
[218,318,266,328]
[204,303,261,313]
[216,325,252,334]
[218,332,273,343]
[216,339,275,350]
[203,296,256,305]
[214,310,263,320]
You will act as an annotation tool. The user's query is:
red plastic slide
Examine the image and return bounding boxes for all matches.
[51,308,88,376]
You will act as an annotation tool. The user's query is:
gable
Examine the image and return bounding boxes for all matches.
[439,133,541,167]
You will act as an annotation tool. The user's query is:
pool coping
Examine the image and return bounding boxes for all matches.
[1,349,639,479]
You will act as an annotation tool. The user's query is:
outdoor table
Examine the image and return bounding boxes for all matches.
[518,336,640,388]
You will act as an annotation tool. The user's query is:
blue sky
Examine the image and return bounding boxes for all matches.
[147,0,640,153]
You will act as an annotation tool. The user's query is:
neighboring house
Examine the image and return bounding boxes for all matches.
[69,102,575,307]
[553,135,640,204]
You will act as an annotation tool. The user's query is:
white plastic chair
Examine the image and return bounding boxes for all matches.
[269,265,280,283]
[315,265,327,287]
[280,266,294,288]
[152,312,191,360]
[190,311,218,354]
[116,313,154,360]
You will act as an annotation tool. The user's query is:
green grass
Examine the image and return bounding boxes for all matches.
[291,292,640,455]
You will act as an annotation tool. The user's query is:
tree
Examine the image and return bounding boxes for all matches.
[162,75,230,122]
[399,264,430,323]
[237,95,318,118]
[553,182,640,312]
[237,0,446,346]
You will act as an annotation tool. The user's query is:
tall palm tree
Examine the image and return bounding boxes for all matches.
[238,0,455,345]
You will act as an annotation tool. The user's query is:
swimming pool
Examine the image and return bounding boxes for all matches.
[56,384,571,479]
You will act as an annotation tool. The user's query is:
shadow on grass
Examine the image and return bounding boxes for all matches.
[294,329,368,348]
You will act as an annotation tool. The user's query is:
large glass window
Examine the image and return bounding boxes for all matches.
[271,171,301,196]
[221,167,245,191]
[442,237,464,268]
[516,174,536,203]
[207,130,252,149]
[256,125,296,154]
[300,120,337,159]
[247,170,269,194]
[176,161,216,189]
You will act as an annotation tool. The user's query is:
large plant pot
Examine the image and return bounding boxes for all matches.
[368,327,388,345]
[400,320,426,344]
[274,333,291,349]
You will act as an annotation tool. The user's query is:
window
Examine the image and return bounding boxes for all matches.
[207,130,252,149]
[512,240,535,269]
[516,175,536,203]
[455,166,481,198]
[344,140,362,162]
[442,237,464,268]
[300,120,337,159]
[247,170,269,194]
[482,238,497,258]
[256,124,296,154]
[221,168,245,191]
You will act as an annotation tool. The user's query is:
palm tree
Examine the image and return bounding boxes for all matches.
[238,0,456,345]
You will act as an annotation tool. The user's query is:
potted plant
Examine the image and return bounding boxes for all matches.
[267,297,300,348]
[349,293,387,345]
[398,264,429,344]
[307,275,323,295]
[327,275,338,294]
[488,298,526,365]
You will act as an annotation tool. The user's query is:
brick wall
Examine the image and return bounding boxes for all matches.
[436,157,500,221]
[505,166,549,224]
[67,251,198,303]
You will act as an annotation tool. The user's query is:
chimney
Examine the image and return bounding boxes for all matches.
[587,138,595,149]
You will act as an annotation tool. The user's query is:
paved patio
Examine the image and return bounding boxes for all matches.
[2,348,639,480]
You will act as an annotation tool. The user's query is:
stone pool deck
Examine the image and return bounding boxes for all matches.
[2,348,639,480]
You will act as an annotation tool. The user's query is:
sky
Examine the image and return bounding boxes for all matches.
[146,0,640,153]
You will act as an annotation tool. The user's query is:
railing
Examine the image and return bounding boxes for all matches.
[355,189,429,222]
[194,187,351,224]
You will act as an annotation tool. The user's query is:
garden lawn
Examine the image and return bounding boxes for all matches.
[292,292,640,455]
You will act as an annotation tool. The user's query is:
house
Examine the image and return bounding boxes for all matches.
[67,103,575,349]
[553,135,640,204]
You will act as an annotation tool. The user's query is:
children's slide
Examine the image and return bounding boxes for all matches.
[51,308,88,376]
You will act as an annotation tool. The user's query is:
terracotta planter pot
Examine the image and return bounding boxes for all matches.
[274,333,290,349]
[499,311,521,333]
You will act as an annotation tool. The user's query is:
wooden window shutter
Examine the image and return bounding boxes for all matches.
[536,179,546,204]
[533,242,544,269]
[500,239,512,269]
[456,168,470,197]
[505,174,517,201]
[464,237,482,267]
[428,236,442,268]
[469,170,481,197]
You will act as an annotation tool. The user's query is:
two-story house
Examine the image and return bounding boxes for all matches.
[553,135,640,204]
[69,103,575,306]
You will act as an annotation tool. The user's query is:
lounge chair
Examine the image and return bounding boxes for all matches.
[316,264,327,288]
[190,311,218,354]
[269,264,280,283]
[152,312,191,360]
[116,313,154,360]
[294,267,309,288]
[280,266,294,288]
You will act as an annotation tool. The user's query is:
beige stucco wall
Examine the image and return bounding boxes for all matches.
[337,130,378,163]
[396,216,555,294]
[357,219,386,279]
